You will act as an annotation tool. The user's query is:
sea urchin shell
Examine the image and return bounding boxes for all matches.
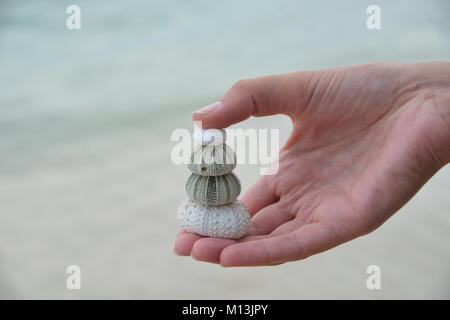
[193,128,226,145]
[185,172,241,206]
[177,199,250,239]
[188,144,236,176]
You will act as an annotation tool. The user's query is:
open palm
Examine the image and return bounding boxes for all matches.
[174,62,450,266]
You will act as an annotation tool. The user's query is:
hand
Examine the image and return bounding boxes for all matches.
[174,61,450,266]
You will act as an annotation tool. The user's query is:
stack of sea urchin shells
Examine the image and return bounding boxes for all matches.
[177,128,250,239]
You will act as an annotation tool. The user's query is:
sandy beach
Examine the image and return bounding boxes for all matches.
[0,114,449,299]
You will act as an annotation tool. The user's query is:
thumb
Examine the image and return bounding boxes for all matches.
[192,72,312,128]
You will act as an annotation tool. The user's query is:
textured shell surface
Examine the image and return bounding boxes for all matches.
[188,144,236,176]
[177,199,250,239]
[185,172,241,206]
[193,128,226,145]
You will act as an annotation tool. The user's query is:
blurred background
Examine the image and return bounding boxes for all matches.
[0,0,449,299]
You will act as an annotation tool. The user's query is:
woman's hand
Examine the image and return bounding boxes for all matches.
[174,61,450,266]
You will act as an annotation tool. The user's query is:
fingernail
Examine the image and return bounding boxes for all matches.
[193,101,222,114]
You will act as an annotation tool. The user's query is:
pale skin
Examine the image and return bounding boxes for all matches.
[174,61,450,267]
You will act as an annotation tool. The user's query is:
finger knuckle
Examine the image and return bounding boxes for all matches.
[231,79,253,93]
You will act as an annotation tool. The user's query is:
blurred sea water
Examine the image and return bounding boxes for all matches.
[0,0,449,298]
[1,0,449,164]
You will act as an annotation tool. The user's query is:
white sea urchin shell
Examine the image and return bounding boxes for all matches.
[177,199,250,239]
[193,128,226,145]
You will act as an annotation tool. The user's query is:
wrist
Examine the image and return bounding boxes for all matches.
[433,63,450,164]
[415,62,450,166]
[435,89,450,164]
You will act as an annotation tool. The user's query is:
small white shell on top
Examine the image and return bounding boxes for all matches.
[193,127,226,146]
[177,199,250,239]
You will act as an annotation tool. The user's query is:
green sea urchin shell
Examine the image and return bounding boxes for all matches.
[185,172,241,206]
[188,144,236,176]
